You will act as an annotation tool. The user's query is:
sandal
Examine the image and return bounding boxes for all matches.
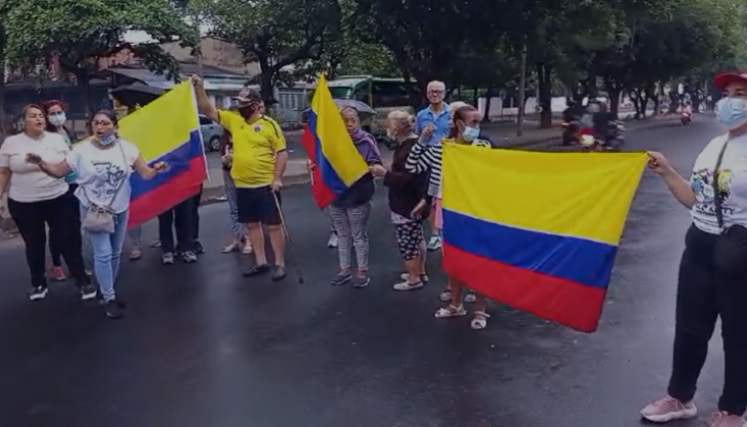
[435,304,467,319]
[470,311,491,330]
[439,289,452,302]
[242,242,253,254]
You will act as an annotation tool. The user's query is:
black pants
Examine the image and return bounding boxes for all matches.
[158,198,194,254]
[191,185,203,241]
[8,193,88,288]
[668,225,747,416]
[50,184,79,267]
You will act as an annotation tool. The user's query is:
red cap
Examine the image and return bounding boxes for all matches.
[714,72,747,90]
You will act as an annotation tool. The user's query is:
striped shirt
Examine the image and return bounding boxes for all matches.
[405,137,493,198]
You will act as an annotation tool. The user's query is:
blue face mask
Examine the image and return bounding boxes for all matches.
[463,126,480,142]
[99,134,117,146]
[715,97,747,130]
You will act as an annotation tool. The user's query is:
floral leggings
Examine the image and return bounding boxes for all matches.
[394,220,424,261]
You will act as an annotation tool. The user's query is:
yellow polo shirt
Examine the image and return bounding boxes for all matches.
[218,111,287,188]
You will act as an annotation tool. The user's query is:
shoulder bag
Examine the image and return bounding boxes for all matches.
[81,141,129,234]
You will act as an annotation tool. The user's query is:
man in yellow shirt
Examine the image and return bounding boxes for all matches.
[192,76,288,280]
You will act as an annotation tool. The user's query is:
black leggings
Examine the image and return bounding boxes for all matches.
[668,225,747,416]
[50,184,80,267]
[8,193,88,289]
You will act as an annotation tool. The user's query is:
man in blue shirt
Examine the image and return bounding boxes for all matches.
[415,81,451,147]
[414,81,451,251]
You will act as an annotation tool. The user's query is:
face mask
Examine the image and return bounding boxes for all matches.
[99,134,117,146]
[462,126,480,142]
[48,112,66,127]
[238,104,259,119]
[715,97,747,130]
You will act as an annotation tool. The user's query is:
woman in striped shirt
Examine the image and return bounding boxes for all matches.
[407,105,495,329]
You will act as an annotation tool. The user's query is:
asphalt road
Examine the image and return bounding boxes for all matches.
[0,115,728,427]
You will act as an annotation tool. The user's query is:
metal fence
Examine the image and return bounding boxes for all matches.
[2,82,112,121]
[274,88,310,129]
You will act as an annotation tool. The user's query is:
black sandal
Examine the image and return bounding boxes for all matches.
[242,264,270,277]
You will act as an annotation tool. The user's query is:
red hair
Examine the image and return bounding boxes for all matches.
[40,99,68,114]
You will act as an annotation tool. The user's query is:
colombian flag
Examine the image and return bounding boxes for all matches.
[441,144,647,332]
[119,82,208,228]
[301,75,369,209]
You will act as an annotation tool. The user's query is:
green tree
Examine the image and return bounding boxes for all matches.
[195,0,343,104]
[3,0,196,114]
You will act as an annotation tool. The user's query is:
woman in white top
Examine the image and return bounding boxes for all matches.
[641,72,747,427]
[0,104,94,301]
[28,110,166,319]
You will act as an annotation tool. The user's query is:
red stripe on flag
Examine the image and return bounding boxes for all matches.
[301,123,336,209]
[443,242,607,333]
[127,157,206,228]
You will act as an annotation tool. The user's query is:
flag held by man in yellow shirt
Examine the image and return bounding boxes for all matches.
[441,144,648,333]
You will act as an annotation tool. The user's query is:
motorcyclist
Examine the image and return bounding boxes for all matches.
[590,100,622,148]
[561,99,581,145]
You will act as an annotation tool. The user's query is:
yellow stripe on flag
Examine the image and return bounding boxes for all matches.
[442,144,648,245]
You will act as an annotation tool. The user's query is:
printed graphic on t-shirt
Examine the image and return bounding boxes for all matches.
[89,159,128,201]
[691,168,734,218]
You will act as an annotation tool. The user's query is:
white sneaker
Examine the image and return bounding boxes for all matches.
[327,232,338,249]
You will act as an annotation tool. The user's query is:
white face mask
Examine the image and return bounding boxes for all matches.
[48,112,66,127]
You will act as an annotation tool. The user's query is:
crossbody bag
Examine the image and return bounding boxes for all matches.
[81,141,129,234]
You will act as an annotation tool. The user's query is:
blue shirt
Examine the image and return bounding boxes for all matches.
[415,104,451,146]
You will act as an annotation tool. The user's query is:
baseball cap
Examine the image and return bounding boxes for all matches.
[232,87,262,105]
[714,71,747,90]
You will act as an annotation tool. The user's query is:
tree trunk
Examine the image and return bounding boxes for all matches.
[604,79,621,119]
[483,87,495,122]
[0,26,6,142]
[75,71,92,117]
[472,85,479,107]
[630,90,643,119]
[536,62,553,129]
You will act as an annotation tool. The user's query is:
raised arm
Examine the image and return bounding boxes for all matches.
[191,75,219,123]
[405,139,441,173]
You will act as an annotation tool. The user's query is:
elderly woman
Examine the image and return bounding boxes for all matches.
[369,110,430,290]
[640,72,747,427]
[323,106,382,287]
[0,104,94,301]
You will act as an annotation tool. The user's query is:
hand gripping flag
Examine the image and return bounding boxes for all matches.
[441,144,648,332]
[120,82,208,228]
[300,75,369,209]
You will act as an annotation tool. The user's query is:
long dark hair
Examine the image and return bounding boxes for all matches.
[449,105,477,139]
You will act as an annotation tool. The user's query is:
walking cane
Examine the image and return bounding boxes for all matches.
[272,191,305,284]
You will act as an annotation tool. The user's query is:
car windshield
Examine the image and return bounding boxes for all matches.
[328,86,353,99]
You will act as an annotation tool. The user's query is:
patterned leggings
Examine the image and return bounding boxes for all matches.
[329,202,372,271]
[395,220,424,260]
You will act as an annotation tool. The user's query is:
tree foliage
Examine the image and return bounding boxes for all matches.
[194,0,343,104]
[3,0,196,113]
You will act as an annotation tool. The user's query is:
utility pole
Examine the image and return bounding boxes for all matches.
[516,40,528,137]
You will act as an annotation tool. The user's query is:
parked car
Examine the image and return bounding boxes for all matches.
[199,115,223,152]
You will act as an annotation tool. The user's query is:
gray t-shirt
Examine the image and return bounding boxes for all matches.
[690,134,747,234]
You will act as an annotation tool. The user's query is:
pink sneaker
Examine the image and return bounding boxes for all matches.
[50,266,66,282]
[640,396,698,423]
[708,411,747,427]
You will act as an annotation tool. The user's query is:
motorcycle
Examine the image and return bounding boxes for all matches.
[578,122,625,152]
[681,111,692,125]
[561,121,580,146]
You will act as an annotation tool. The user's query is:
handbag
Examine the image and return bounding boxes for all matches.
[81,141,128,234]
[711,138,747,276]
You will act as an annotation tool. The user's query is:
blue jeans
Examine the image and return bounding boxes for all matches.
[81,206,129,302]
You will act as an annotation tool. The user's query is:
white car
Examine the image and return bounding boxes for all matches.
[199,115,224,152]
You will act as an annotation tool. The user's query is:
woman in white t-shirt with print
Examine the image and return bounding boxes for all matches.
[0,104,95,301]
[29,110,166,319]
[641,72,747,427]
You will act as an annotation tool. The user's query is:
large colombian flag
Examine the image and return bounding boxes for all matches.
[300,75,369,209]
[119,82,208,228]
[441,144,648,333]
